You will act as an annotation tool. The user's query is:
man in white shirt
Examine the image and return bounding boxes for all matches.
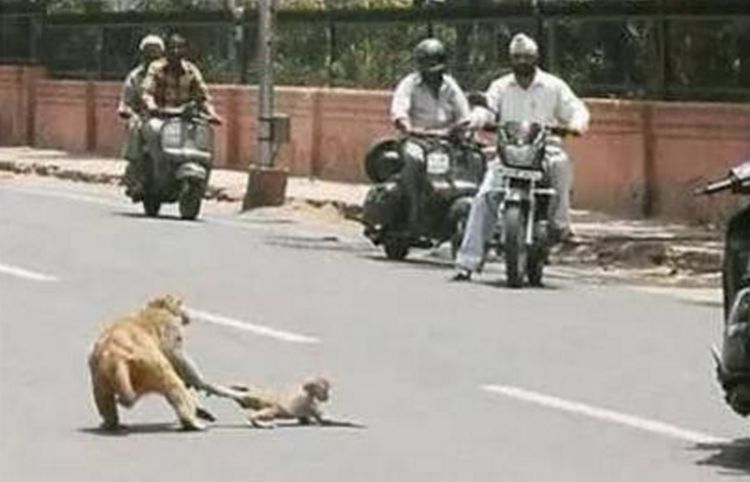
[452,33,590,281]
[390,38,472,232]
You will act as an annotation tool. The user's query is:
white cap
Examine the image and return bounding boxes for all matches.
[139,34,165,52]
[509,33,538,57]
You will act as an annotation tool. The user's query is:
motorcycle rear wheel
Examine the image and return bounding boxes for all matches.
[527,247,545,286]
[503,205,527,288]
[178,179,204,220]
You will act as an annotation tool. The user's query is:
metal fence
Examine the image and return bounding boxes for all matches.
[4,1,750,101]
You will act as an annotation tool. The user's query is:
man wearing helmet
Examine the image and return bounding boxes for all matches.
[117,34,165,201]
[390,37,472,232]
[452,33,590,281]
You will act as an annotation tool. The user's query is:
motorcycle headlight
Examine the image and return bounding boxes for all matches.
[501,144,538,169]
[161,122,182,148]
[426,149,450,175]
[403,141,425,162]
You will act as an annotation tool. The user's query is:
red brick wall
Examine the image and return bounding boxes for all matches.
[2,65,749,223]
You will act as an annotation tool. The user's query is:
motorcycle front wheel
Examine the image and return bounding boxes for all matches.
[178,179,204,220]
[503,204,527,288]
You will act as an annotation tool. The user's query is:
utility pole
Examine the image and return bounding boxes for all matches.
[242,0,289,210]
[256,0,274,169]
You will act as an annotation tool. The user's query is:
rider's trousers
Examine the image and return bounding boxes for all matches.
[455,142,572,272]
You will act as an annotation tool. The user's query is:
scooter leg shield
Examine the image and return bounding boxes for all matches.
[175,162,208,181]
[363,182,404,233]
[724,206,750,318]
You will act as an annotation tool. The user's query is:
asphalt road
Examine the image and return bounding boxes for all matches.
[0,177,747,482]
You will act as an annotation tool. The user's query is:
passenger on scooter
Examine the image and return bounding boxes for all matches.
[390,38,472,233]
[141,33,222,166]
[117,34,164,201]
[452,33,590,281]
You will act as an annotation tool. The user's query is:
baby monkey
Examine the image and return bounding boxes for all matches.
[231,377,331,428]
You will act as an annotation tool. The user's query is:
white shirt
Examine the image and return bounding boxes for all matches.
[390,73,471,130]
[476,68,590,133]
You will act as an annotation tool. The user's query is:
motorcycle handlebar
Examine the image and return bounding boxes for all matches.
[481,123,580,137]
[694,176,735,196]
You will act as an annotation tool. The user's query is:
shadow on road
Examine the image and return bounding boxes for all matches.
[694,439,750,475]
[361,253,452,271]
[79,419,366,436]
[79,422,181,436]
[112,211,204,223]
[217,419,367,430]
[265,234,371,253]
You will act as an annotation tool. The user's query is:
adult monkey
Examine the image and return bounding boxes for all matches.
[88,294,245,431]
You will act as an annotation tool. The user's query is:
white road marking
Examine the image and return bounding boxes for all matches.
[186,308,320,344]
[2,186,123,207]
[0,263,58,282]
[482,384,727,445]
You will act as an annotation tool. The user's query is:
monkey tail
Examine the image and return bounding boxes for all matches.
[114,361,137,407]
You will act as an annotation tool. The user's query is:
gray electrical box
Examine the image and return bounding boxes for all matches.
[260,114,290,145]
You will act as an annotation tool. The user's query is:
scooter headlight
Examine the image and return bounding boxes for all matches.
[426,149,450,175]
[403,141,425,162]
[161,122,182,148]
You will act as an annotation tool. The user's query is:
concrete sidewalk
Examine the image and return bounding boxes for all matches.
[0,146,724,280]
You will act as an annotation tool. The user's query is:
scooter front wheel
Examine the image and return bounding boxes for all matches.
[143,196,161,217]
[179,179,204,220]
[384,236,410,260]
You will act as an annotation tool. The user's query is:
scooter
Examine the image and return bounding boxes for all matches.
[696,160,750,416]
[141,103,216,220]
[362,128,487,260]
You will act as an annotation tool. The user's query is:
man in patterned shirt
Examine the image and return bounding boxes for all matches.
[118,34,164,201]
[452,33,590,281]
[141,33,222,166]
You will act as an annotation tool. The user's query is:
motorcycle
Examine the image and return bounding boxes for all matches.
[696,160,750,416]
[484,122,575,288]
[362,127,487,260]
[139,103,216,220]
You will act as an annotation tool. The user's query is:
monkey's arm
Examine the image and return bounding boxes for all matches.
[308,404,326,424]
[169,350,245,399]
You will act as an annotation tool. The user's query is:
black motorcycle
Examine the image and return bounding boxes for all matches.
[696,160,750,416]
[362,128,487,260]
[482,122,574,287]
[139,103,216,220]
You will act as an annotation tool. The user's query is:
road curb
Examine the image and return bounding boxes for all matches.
[0,158,365,221]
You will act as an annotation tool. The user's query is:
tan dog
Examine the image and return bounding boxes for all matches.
[88,294,240,431]
[232,377,331,428]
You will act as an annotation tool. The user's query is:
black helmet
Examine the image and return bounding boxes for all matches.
[414,38,446,74]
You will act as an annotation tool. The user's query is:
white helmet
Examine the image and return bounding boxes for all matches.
[509,33,538,57]
[139,34,165,52]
